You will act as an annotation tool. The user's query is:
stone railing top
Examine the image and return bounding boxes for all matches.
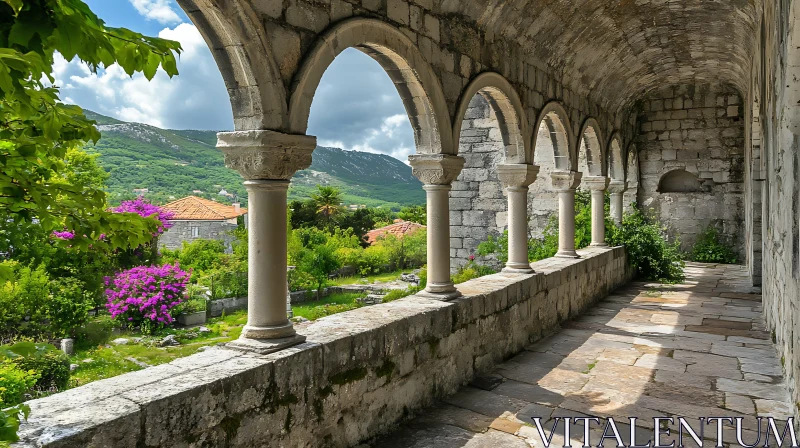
[550,170,582,191]
[217,130,317,180]
[496,163,540,189]
[407,154,465,185]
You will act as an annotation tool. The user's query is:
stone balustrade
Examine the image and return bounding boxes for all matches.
[14,246,632,448]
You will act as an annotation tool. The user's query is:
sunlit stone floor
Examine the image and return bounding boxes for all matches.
[361,263,792,447]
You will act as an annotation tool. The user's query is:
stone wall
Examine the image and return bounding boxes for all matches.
[160,220,240,251]
[635,84,746,257]
[15,247,633,448]
[761,0,800,421]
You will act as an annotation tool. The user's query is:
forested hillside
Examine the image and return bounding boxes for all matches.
[83,111,424,208]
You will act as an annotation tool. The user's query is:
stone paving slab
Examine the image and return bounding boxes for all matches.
[364,264,792,447]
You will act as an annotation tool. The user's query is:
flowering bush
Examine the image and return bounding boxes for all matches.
[112,197,174,235]
[51,230,75,240]
[105,263,190,334]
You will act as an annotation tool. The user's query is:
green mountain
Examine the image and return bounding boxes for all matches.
[82,111,424,208]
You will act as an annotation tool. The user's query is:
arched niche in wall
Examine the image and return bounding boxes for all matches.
[657,169,710,193]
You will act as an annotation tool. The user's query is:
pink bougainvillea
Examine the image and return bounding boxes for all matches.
[105,263,190,331]
[112,197,174,234]
[52,230,75,240]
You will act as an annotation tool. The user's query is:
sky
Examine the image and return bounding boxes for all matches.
[59,0,416,161]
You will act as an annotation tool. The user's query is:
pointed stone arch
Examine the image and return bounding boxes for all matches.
[577,118,606,177]
[532,102,575,171]
[288,18,452,155]
[177,0,288,131]
[453,72,530,164]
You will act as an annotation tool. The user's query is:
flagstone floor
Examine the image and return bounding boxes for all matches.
[361,263,793,447]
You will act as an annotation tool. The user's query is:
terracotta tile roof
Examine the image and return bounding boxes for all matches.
[162,196,247,221]
[365,219,425,245]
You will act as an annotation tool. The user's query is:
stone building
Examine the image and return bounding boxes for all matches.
[17,1,800,447]
[159,196,247,251]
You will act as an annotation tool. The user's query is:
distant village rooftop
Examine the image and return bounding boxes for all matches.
[364,219,424,245]
[162,196,246,221]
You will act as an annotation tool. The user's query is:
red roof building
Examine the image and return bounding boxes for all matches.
[364,219,425,245]
[162,196,247,221]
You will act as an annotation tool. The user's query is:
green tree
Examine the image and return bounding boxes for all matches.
[0,0,183,280]
[398,205,426,225]
[311,186,343,226]
[298,244,340,300]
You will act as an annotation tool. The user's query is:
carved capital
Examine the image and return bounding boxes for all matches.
[608,180,628,194]
[217,130,317,180]
[408,154,465,185]
[496,164,539,189]
[582,175,610,191]
[550,170,582,192]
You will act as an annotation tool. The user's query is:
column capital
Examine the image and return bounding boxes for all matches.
[217,130,317,180]
[408,154,465,185]
[497,164,539,189]
[551,170,582,191]
[608,180,628,194]
[582,175,610,191]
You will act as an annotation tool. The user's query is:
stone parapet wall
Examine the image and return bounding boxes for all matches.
[635,83,745,257]
[14,247,633,448]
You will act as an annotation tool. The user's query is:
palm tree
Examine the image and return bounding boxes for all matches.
[311,186,343,225]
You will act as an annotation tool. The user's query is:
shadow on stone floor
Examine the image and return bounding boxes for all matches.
[359,263,791,448]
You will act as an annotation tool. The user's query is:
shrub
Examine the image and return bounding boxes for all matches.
[47,277,94,338]
[334,247,362,268]
[199,257,247,299]
[0,361,38,407]
[170,239,226,279]
[358,244,390,276]
[298,245,340,300]
[0,263,51,342]
[452,261,496,284]
[0,342,69,394]
[374,230,426,270]
[689,224,739,264]
[477,232,509,263]
[606,209,685,282]
[105,263,190,334]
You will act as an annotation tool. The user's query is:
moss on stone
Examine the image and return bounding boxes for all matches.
[313,386,334,421]
[276,393,298,407]
[220,414,242,443]
[376,360,396,379]
[329,367,368,385]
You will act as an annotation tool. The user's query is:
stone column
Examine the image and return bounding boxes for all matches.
[408,154,465,300]
[497,164,539,273]
[583,176,610,247]
[608,180,627,225]
[551,171,582,258]
[217,130,316,353]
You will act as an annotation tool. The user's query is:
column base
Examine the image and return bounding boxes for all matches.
[555,250,580,258]
[241,321,297,340]
[589,242,609,247]
[225,333,307,355]
[420,282,462,301]
[502,264,534,274]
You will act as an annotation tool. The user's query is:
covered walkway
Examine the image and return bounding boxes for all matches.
[364,263,791,447]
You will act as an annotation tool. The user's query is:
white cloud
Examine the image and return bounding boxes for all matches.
[308,49,416,163]
[129,0,182,24]
[52,23,233,131]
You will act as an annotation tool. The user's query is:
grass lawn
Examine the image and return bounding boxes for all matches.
[68,311,247,388]
[291,292,366,320]
[327,269,406,286]
[67,292,371,388]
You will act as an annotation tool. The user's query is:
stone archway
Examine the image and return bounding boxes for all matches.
[529,102,574,238]
[577,118,606,177]
[176,0,288,131]
[449,72,531,270]
[287,18,452,155]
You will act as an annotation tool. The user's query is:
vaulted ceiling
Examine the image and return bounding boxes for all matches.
[440,0,761,109]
